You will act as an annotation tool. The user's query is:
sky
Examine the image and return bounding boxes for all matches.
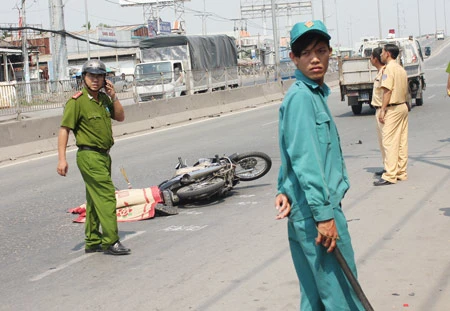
[0,0,448,50]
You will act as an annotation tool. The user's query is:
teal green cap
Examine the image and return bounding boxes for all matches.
[290,20,331,45]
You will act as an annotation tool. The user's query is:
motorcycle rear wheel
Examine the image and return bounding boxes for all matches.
[177,177,226,200]
[233,152,272,181]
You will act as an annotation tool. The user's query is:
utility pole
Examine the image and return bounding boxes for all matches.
[377,0,382,39]
[195,0,211,35]
[434,0,438,33]
[334,0,340,55]
[322,0,326,25]
[397,2,401,37]
[271,0,280,81]
[49,0,68,81]
[417,0,421,36]
[444,0,447,36]
[21,0,32,103]
[202,0,207,35]
[84,0,90,59]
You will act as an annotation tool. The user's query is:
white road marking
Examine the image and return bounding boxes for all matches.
[178,211,204,215]
[428,94,436,99]
[29,231,145,282]
[161,225,208,232]
[262,120,278,126]
[238,194,256,198]
[237,201,259,206]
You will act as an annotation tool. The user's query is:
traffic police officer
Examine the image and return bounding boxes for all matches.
[373,43,409,186]
[57,59,130,255]
[370,47,387,177]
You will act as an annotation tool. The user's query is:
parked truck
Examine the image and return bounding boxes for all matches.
[339,37,426,115]
[133,35,239,103]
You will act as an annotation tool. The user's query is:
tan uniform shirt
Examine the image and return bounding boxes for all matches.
[381,60,408,104]
[371,67,385,107]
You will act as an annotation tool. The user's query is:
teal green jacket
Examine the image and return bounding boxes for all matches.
[277,69,350,222]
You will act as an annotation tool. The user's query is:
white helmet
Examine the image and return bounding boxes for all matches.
[82,59,107,75]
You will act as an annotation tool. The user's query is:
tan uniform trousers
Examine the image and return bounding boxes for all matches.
[376,103,408,183]
[374,108,386,166]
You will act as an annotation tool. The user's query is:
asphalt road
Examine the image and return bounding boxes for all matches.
[0,41,449,311]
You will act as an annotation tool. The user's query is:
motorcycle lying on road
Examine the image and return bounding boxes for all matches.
[69,151,272,221]
[157,151,272,209]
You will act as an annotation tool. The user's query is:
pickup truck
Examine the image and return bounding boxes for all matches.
[339,37,426,115]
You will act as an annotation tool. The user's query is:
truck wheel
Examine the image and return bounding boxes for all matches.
[415,98,423,106]
[351,104,363,115]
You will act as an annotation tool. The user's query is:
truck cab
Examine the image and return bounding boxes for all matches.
[133,60,186,102]
[339,37,426,114]
[436,30,445,40]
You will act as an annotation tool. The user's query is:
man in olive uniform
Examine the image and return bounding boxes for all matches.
[57,59,130,255]
[373,44,409,186]
[275,20,364,310]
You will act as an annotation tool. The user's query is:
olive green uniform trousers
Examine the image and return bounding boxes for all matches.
[77,150,119,249]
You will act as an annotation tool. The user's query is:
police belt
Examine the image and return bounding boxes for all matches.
[78,145,110,154]
[374,103,405,109]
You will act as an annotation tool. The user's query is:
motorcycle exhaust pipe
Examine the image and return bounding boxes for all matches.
[181,165,223,183]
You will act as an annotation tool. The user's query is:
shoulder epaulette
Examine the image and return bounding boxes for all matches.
[72,91,83,99]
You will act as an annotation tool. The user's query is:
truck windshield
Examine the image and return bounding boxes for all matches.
[134,62,172,82]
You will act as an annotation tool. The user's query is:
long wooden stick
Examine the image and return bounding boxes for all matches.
[334,246,374,311]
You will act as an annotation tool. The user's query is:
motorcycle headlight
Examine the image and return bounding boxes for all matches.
[180,174,192,185]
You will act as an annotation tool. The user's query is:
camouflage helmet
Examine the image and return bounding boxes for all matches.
[81,59,107,75]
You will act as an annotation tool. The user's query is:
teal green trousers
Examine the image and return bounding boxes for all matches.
[77,150,119,249]
[287,208,364,311]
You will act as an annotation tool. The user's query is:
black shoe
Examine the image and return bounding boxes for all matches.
[374,170,386,177]
[373,179,394,186]
[105,241,131,255]
[85,245,103,253]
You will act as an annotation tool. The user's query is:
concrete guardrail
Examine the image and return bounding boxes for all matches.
[0,80,295,163]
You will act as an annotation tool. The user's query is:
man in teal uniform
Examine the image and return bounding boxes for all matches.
[274,20,364,310]
[57,59,130,255]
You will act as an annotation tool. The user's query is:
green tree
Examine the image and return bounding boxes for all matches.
[82,21,91,30]
[2,30,11,39]
[97,23,112,28]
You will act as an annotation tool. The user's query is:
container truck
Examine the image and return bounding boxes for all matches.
[133,35,239,103]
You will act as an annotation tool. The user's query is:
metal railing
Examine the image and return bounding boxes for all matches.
[0,65,297,118]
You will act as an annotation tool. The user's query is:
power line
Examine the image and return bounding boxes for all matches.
[0,25,140,48]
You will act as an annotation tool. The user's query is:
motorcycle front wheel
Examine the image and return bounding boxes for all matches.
[177,177,226,200]
[233,152,272,181]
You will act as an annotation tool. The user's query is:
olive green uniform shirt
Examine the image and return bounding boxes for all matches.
[61,87,115,150]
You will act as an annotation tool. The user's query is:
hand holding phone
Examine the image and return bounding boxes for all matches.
[104,79,115,98]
